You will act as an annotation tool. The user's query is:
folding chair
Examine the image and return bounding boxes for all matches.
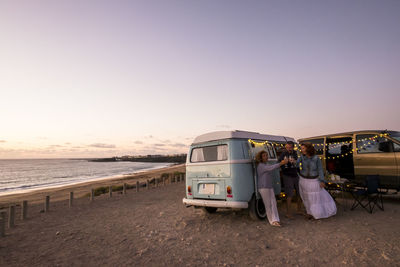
[350,175,384,213]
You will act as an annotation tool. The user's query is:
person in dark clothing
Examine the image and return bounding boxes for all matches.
[278,141,303,218]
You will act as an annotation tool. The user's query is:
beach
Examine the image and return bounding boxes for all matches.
[0,164,185,206]
[1,164,400,266]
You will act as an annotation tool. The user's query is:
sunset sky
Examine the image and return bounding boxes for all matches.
[1,0,399,159]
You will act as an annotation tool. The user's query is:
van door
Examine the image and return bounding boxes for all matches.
[354,134,397,188]
[248,142,281,194]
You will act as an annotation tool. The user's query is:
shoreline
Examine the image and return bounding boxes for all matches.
[0,162,175,197]
[0,163,185,206]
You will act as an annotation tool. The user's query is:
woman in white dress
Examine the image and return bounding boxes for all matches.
[297,143,336,219]
[256,150,288,226]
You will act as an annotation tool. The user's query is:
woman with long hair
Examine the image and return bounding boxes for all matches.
[256,150,288,227]
[297,143,336,219]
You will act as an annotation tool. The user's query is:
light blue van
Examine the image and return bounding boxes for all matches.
[182,130,296,219]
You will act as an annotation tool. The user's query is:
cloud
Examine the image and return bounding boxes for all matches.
[154,143,165,147]
[145,135,154,139]
[134,141,143,144]
[48,145,63,148]
[65,142,71,145]
[89,143,116,149]
[171,143,187,148]
[0,140,6,143]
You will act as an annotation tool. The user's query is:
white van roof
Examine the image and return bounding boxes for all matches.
[192,130,296,145]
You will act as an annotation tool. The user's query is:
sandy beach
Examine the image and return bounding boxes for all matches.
[1,164,400,266]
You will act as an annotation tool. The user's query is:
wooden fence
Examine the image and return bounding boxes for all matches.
[0,172,185,238]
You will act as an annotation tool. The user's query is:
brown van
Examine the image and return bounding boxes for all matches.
[298,130,400,190]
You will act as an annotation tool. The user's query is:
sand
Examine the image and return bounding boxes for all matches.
[1,165,400,266]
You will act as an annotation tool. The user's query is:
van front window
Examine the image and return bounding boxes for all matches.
[191,145,228,162]
[389,131,400,143]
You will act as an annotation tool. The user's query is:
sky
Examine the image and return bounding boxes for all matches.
[0,0,399,159]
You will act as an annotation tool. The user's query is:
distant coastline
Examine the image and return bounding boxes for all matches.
[89,154,187,164]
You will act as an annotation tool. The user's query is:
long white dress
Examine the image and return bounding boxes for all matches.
[299,177,337,219]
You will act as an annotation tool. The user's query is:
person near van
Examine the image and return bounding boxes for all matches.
[256,150,289,227]
[297,143,336,220]
[278,141,303,219]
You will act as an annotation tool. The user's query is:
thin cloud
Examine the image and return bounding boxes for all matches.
[0,140,6,143]
[89,143,116,149]
[154,143,165,147]
[134,141,143,144]
[171,143,187,148]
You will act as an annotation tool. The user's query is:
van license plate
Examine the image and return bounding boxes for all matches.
[199,184,215,195]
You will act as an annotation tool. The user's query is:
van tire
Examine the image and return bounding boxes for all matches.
[249,194,267,220]
[204,207,217,213]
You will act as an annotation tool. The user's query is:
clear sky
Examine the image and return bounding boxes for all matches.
[1,0,399,159]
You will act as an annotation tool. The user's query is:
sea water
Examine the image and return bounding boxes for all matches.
[0,159,173,195]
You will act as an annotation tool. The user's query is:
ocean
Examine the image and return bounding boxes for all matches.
[0,159,174,195]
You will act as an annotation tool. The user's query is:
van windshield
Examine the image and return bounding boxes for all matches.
[389,131,400,143]
[191,145,228,162]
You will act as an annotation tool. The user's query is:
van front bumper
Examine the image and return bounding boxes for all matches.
[182,198,248,209]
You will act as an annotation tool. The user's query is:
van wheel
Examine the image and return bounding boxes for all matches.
[249,195,267,220]
[204,207,217,213]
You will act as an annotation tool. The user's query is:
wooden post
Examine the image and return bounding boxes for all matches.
[146,180,150,190]
[183,173,186,182]
[163,177,166,186]
[171,174,175,183]
[109,186,112,197]
[69,192,74,208]
[21,200,28,220]
[123,183,127,195]
[45,196,50,212]
[90,189,94,201]
[156,178,159,187]
[0,211,6,237]
[136,181,139,192]
[8,205,15,228]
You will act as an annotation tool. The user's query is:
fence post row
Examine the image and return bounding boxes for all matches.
[8,205,15,228]
[21,200,28,220]
[0,211,6,237]
[123,183,127,195]
[45,196,50,212]
[90,189,94,201]
[109,186,113,197]
[69,192,74,208]
[136,181,139,192]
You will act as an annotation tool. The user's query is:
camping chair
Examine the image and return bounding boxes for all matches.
[350,175,384,213]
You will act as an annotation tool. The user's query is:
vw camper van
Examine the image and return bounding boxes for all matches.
[298,130,400,190]
[182,130,296,219]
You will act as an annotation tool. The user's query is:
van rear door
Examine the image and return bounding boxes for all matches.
[187,144,230,200]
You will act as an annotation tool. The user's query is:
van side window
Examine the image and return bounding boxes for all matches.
[303,139,324,155]
[191,145,228,162]
[267,144,276,159]
[394,143,400,152]
[356,134,393,153]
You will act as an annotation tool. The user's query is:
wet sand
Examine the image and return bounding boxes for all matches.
[1,172,400,266]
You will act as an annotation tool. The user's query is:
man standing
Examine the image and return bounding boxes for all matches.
[278,141,303,218]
